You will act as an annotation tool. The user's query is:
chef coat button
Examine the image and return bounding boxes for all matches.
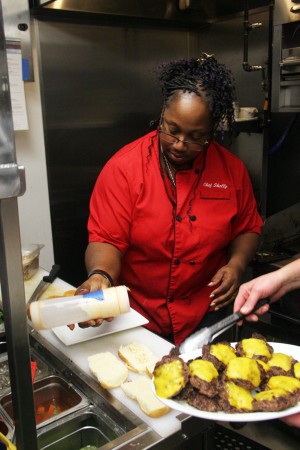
[174,259,180,265]
[190,215,197,221]
[195,168,200,174]
[189,260,196,265]
[176,215,182,222]
[169,297,174,303]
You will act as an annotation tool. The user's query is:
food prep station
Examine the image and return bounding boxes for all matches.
[0,268,216,449]
[0,268,299,449]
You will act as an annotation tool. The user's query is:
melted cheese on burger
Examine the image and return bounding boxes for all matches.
[226,382,253,410]
[267,375,300,393]
[254,388,288,402]
[189,359,218,382]
[268,353,293,371]
[257,359,270,372]
[226,357,261,388]
[210,343,236,365]
[294,361,300,379]
[241,338,272,359]
[154,359,187,398]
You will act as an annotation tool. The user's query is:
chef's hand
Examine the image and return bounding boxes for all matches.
[67,275,113,330]
[208,264,242,310]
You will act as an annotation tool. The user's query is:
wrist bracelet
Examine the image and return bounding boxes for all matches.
[87,269,113,287]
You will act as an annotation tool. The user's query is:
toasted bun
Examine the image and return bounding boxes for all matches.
[88,352,128,389]
[121,376,170,418]
[118,342,159,375]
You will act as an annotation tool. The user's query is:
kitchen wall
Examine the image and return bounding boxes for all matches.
[15,33,54,271]
[35,18,202,286]
[17,3,299,285]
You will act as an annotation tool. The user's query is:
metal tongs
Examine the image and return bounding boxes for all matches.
[179,298,270,355]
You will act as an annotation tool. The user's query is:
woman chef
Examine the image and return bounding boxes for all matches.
[76,54,263,345]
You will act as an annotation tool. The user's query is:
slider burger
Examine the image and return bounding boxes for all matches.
[188,359,219,398]
[253,375,300,412]
[219,381,253,413]
[223,357,264,390]
[235,333,273,363]
[202,342,236,371]
[267,353,297,377]
[153,355,189,399]
[265,375,300,401]
[252,388,296,412]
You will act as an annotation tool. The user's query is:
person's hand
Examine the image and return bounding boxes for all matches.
[281,413,300,428]
[208,264,242,310]
[233,271,283,323]
[68,275,113,330]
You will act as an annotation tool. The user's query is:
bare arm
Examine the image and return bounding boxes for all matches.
[85,242,123,286]
[234,258,300,321]
[209,233,260,309]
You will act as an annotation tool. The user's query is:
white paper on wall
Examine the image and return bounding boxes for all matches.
[6,39,29,131]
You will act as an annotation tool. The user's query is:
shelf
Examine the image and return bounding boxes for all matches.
[233,118,263,134]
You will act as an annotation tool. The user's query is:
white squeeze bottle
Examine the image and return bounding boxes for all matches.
[28,285,130,330]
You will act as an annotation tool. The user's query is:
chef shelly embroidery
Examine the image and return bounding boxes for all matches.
[202,182,228,190]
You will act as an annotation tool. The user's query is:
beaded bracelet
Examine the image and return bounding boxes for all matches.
[87,269,113,287]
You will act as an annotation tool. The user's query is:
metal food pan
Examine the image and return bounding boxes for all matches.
[37,405,120,450]
[0,350,50,397]
[0,375,88,428]
[0,411,13,440]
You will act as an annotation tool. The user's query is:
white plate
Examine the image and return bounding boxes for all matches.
[52,308,149,346]
[152,342,300,422]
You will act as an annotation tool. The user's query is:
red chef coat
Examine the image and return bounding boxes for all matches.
[88,131,263,344]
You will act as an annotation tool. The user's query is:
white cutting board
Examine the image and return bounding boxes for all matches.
[24,267,76,301]
[39,327,184,438]
[52,308,149,345]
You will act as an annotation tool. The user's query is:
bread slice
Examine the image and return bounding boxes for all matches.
[118,342,159,375]
[88,352,128,389]
[121,376,170,418]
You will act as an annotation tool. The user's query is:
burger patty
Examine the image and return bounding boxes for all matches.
[189,375,219,398]
[153,354,189,398]
[223,357,265,390]
[202,341,235,371]
[252,389,298,412]
[187,390,220,412]
[267,366,294,378]
[174,382,195,401]
[218,380,253,413]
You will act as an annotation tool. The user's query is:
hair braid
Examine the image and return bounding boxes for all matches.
[154,54,236,136]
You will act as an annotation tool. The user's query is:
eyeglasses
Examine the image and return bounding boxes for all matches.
[159,130,211,151]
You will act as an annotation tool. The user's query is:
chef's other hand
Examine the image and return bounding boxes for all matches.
[67,276,114,330]
[208,264,242,310]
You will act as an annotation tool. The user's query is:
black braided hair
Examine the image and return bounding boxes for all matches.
[151,54,236,136]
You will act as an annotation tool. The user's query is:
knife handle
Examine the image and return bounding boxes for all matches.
[42,264,61,283]
[235,297,270,320]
